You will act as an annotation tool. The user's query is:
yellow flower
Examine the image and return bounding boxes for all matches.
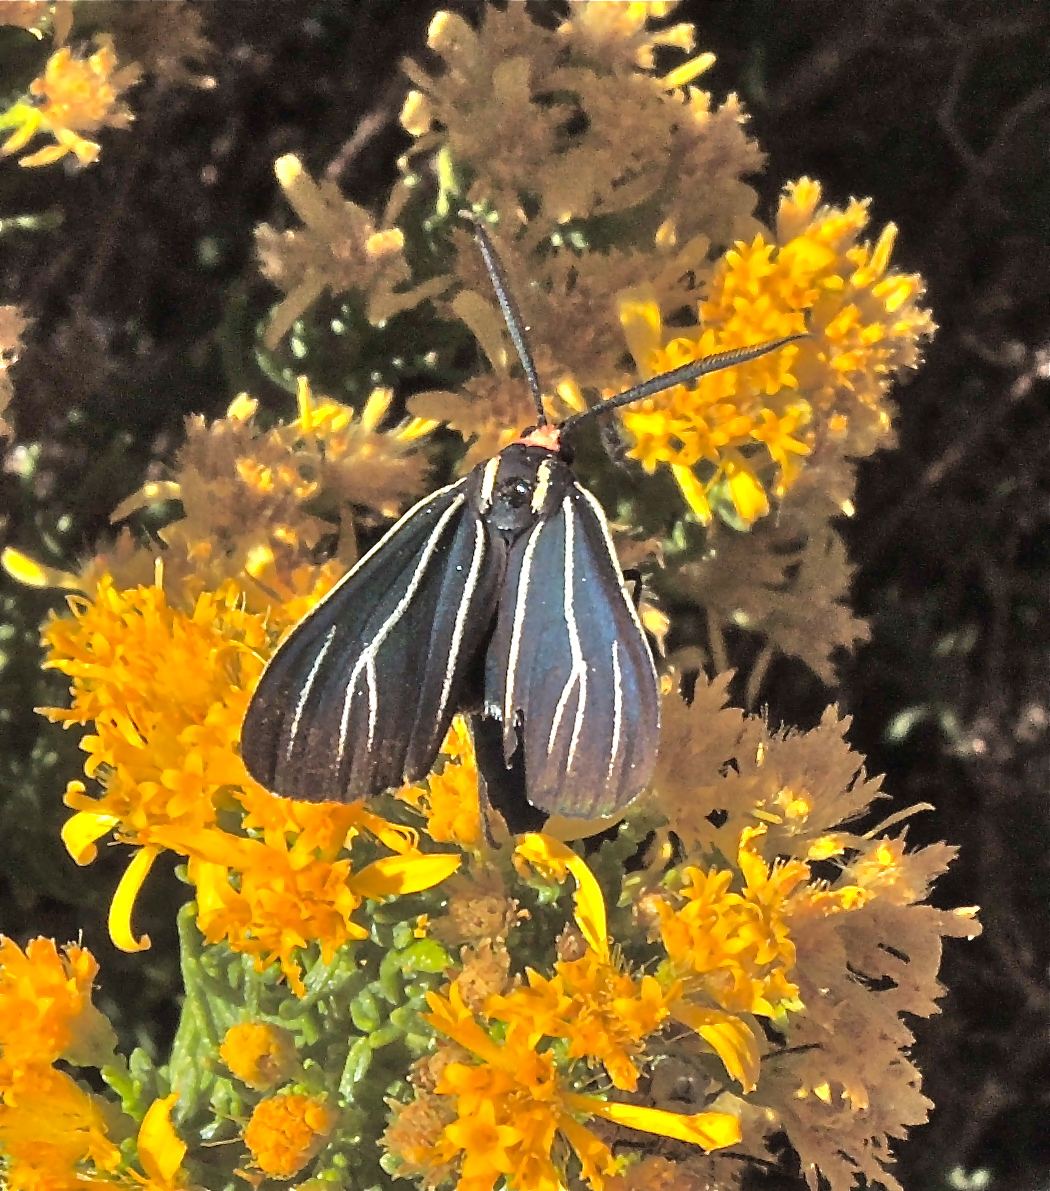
[397,718,482,847]
[136,1094,187,1191]
[443,1097,521,1183]
[151,801,458,996]
[258,156,449,348]
[243,1092,336,1178]
[0,1065,123,1187]
[617,286,808,526]
[1,36,141,167]
[0,938,114,1084]
[40,576,271,938]
[656,836,804,1017]
[654,825,878,1090]
[423,984,739,1191]
[487,954,672,1094]
[37,556,460,984]
[617,177,932,524]
[220,1022,298,1091]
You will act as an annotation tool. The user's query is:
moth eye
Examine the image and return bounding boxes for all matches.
[505,480,532,507]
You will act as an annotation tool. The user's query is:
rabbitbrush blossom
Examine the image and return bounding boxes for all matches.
[0,3,975,1191]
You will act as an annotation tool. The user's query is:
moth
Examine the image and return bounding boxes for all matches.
[241,217,803,830]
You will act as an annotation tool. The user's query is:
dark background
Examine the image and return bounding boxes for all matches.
[0,3,1046,1189]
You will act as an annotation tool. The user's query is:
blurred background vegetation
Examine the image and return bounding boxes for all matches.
[0,2,1045,1189]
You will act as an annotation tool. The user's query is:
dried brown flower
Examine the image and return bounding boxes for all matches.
[430,866,522,946]
[453,940,512,1012]
[257,155,449,349]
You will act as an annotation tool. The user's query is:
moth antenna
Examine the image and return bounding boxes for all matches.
[560,331,810,435]
[462,211,547,425]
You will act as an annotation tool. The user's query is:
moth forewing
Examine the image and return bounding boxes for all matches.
[240,477,500,802]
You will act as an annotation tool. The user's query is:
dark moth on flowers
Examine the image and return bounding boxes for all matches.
[241,217,804,831]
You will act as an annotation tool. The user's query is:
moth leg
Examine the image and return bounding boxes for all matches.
[469,714,548,839]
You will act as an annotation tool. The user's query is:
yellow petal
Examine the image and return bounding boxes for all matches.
[516,834,608,960]
[542,810,626,843]
[670,464,712,523]
[671,1003,761,1091]
[398,416,440,441]
[361,386,393,432]
[570,1095,741,1150]
[400,90,431,137]
[1,546,81,590]
[61,809,118,865]
[137,1094,186,1188]
[226,392,258,421]
[109,846,158,952]
[661,52,716,89]
[617,285,663,378]
[351,852,461,899]
[274,153,302,189]
[1,119,39,155]
[724,461,769,524]
[110,481,183,523]
[19,142,74,168]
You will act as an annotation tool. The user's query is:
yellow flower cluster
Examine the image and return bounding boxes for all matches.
[652,825,871,1091]
[1,35,141,167]
[393,4,933,533]
[0,938,185,1190]
[40,570,458,990]
[618,178,933,525]
[391,838,743,1191]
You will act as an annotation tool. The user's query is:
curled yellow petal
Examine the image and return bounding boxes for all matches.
[543,810,626,843]
[137,1094,186,1188]
[569,1094,741,1150]
[61,808,118,865]
[109,846,158,952]
[671,1002,761,1092]
[351,852,461,899]
[1,546,81,590]
[516,833,608,960]
[109,481,183,523]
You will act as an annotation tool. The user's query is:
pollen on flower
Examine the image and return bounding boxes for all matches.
[243,1092,336,1178]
